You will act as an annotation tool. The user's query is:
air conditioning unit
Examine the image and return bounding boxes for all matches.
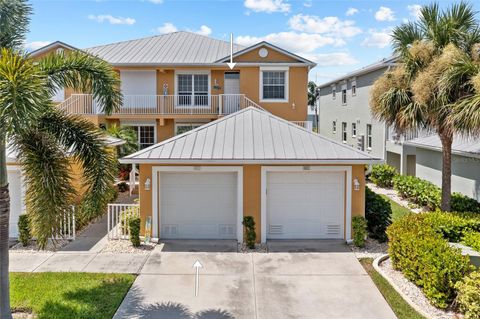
[357,134,365,151]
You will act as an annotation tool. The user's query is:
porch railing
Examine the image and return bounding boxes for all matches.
[52,205,76,240]
[59,94,263,116]
[107,203,140,240]
[291,121,314,131]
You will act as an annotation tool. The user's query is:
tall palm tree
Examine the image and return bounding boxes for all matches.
[106,124,139,157]
[370,2,480,211]
[0,1,122,318]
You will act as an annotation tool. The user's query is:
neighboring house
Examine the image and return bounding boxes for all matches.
[30,32,316,150]
[120,107,381,243]
[405,135,480,202]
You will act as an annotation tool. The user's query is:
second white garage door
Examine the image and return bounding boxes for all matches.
[267,171,345,239]
[160,172,237,239]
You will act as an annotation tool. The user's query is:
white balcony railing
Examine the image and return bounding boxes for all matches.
[291,121,314,131]
[107,203,140,240]
[59,94,264,116]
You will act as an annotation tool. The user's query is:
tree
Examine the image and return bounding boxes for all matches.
[308,81,318,106]
[370,2,480,211]
[0,1,122,318]
[106,124,139,158]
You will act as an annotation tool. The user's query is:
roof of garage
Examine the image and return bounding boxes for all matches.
[120,107,382,164]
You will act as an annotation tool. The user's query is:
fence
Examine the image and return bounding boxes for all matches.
[107,203,140,240]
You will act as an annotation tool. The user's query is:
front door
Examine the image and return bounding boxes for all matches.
[223,72,240,114]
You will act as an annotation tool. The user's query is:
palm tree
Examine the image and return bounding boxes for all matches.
[0,1,121,318]
[106,124,139,157]
[370,2,480,211]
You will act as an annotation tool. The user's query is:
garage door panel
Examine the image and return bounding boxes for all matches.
[267,171,344,240]
[160,172,237,239]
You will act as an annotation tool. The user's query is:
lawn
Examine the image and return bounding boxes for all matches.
[10,272,135,319]
[380,194,413,222]
[359,258,424,319]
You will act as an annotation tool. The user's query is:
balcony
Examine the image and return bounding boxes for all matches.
[59,94,262,116]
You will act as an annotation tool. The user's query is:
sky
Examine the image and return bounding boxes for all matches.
[26,0,480,84]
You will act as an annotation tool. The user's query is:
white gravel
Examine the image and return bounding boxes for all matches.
[100,239,155,254]
[350,237,388,259]
[367,182,424,214]
[378,257,460,319]
[10,239,69,253]
[12,312,36,319]
[237,243,268,253]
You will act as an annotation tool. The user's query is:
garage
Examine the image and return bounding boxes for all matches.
[8,168,25,238]
[265,170,345,240]
[159,170,241,239]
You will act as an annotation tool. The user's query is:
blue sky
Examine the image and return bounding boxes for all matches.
[27,0,479,84]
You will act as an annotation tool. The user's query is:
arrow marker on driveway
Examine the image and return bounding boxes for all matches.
[193,260,203,296]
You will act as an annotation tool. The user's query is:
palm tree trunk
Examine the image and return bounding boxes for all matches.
[0,139,12,319]
[439,130,453,212]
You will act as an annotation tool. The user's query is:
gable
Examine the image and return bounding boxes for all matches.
[234,45,301,63]
[29,41,78,59]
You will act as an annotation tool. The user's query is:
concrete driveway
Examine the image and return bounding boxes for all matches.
[114,241,396,319]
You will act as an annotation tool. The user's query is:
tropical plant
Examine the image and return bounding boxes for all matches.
[105,124,138,157]
[308,80,318,106]
[0,1,121,317]
[242,216,256,249]
[352,216,367,247]
[370,2,480,211]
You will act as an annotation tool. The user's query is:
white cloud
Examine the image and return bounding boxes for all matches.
[361,29,391,48]
[375,6,395,21]
[407,4,422,19]
[303,1,312,8]
[148,0,163,3]
[88,14,135,25]
[288,14,362,38]
[195,25,212,36]
[346,8,358,16]
[157,22,178,34]
[24,41,51,51]
[303,52,358,66]
[236,32,345,56]
[244,0,290,13]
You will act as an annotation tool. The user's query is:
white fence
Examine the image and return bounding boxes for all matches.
[53,205,76,240]
[107,203,140,240]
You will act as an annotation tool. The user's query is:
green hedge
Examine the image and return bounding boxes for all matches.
[128,217,141,247]
[352,216,367,247]
[462,231,480,252]
[365,187,392,242]
[387,213,472,308]
[370,164,397,188]
[455,271,480,319]
[424,211,480,242]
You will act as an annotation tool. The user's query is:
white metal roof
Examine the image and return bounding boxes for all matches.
[121,107,381,164]
[405,135,480,158]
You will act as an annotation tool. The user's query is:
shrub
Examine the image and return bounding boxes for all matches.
[242,216,256,249]
[352,216,367,247]
[455,271,480,319]
[129,217,141,247]
[451,193,480,213]
[387,213,472,308]
[18,214,31,247]
[118,182,129,193]
[365,187,392,242]
[462,231,480,252]
[370,164,397,187]
[424,211,480,242]
[393,175,441,210]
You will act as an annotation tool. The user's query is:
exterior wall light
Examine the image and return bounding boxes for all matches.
[144,177,151,191]
[353,177,360,191]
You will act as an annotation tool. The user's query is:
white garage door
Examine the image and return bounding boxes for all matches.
[8,169,25,238]
[160,172,237,239]
[267,171,344,239]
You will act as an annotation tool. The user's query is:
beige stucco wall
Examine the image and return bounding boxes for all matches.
[138,164,366,242]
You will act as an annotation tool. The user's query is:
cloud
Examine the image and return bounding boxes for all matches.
[407,4,422,19]
[88,14,135,25]
[361,29,391,48]
[157,22,178,34]
[236,32,345,55]
[303,1,312,7]
[303,52,358,66]
[195,25,212,36]
[346,8,358,16]
[375,6,395,21]
[243,0,290,13]
[148,0,163,3]
[24,41,51,51]
[288,14,362,38]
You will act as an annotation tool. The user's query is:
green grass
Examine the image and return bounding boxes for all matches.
[10,272,136,319]
[380,194,413,222]
[359,258,425,319]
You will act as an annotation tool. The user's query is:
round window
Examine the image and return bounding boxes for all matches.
[259,48,268,58]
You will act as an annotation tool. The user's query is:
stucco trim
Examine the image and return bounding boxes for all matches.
[260,165,352,243]
[151,166,244,242]
[120,159,383,165]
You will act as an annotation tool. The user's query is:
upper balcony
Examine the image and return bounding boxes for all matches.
[59,94,263,117]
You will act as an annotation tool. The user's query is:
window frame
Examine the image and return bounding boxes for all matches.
[130,124,157,150]
[174,70,211,107]
[366,124,372,150]
[332,121,337,134]
[332,86,336,99]
[174,123,205,135]
[351,123,357,137]
[351,78,357,96]
[259,66,289,103]
[342,122,347,143]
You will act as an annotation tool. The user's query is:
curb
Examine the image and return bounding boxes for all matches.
[373,254,433,319]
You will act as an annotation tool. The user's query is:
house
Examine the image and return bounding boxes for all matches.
[29,32,317,149]
[119,107,381,243]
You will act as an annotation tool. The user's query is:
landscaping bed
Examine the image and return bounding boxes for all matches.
[100,239,156,254]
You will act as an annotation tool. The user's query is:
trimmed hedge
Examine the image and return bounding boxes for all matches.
[424,211,480,242]
[387,213,472,308]
[365,187,392,242]
[352,216,367,247]
[18,214,31,247]
[242,216,256,249]
[129,217,141,247]
[462,231,480,252]
[455,271,480,319]
[370,164,397,188]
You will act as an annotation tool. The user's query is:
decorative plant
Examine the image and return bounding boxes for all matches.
[365,187,392,242]
[117,182,129,193]
[17,214,31,247]
[242,216,256,249]
[455,271,480,319]
[352,216,367,247]
[369,164,397,188]
[129,217,141,247]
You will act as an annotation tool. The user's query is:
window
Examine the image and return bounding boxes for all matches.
[176,73,209,106]
[332,87,336,99]
[332,121,337,134]
[260,68,288,101]
[175,123,203,135]
[131,125,155,149]
[342,89,347,104]
[351,79,357,96]
[352,123,357,137]
[366,124,372,149]
[342,122,347,143]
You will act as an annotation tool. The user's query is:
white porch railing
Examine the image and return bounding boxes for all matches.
[53,205,76,240]
[59,94,264,116]
[107,203,140,240]
[129,164,138,196]
[291,121,314,131]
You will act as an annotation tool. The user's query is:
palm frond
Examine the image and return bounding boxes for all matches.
[0,0,31,50]
[105,124,138,157]
[451,94,480,136]
[37,51,122,115]
[391,22,423,58]
[37,110,117,221]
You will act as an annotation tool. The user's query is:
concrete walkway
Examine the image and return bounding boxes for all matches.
[60,215,109,252]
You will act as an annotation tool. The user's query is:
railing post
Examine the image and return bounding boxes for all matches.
[219,95,223,115]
